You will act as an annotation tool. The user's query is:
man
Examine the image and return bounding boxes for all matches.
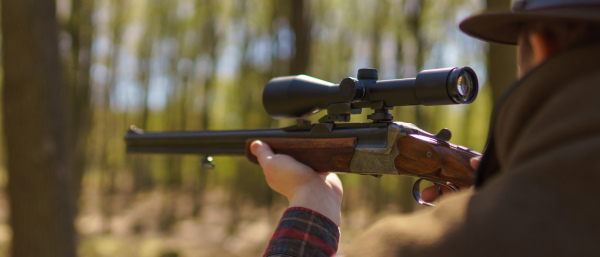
[251,0,600,256]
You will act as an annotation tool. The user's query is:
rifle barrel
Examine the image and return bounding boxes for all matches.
[124,123,389,155]
[125,128,293,155]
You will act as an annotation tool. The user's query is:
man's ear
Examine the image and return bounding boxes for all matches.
[528,32,558,65]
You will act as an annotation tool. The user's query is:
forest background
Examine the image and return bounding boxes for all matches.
[0,0,516,256]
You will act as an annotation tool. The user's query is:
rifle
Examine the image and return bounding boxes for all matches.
[125,67,481,206]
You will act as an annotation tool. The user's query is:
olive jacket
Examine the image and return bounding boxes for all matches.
[346,44,600,256]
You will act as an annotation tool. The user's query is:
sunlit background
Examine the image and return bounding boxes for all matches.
[0,0,517,256]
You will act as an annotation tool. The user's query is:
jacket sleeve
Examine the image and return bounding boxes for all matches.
[345,74,600,256]
[264,207,340,257]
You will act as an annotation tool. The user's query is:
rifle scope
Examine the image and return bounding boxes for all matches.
[263,67,478,119]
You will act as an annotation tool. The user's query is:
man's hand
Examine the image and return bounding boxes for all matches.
[250,140,343,225]
[420,156,481,203]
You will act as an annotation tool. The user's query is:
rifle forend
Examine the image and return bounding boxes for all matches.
[125,67,481,206]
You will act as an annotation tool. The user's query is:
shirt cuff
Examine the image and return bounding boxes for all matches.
[264,207,340,257]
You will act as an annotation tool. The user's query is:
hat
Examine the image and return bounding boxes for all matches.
[459,0,600,45]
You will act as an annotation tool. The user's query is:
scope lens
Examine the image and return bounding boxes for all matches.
[456,71,473,102]
[447,68,478,104]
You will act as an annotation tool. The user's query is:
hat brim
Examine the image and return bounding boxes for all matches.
[459,7,600,45]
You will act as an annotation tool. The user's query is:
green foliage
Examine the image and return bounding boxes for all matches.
[0,0,496,255]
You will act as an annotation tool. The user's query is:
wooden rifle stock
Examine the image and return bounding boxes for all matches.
[245,138,358,173]
[244,134,478,187]
[394,134,477,187]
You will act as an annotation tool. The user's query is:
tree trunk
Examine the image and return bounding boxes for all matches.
[1,0,77,256]
[132,37,155,193]
[290,0,312,75]
[192,0,220,217]
[99,0,126,233]
[397,0,427,213]
[68,0,94,207]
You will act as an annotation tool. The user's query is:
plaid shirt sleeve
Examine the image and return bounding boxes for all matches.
[264,207,340,257]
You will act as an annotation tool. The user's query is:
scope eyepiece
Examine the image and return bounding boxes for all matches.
[414,67,478,105]
[262,66,479,119]
[448,67,477,104]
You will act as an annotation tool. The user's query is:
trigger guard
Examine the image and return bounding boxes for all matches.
[412,179,458,207]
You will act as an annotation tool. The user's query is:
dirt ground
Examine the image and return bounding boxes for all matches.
[0,182,403,257]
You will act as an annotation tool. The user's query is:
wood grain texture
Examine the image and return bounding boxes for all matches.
[245,138,357,172]
[395,134,478,187]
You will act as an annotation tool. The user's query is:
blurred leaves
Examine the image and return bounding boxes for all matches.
[2,0,502,256]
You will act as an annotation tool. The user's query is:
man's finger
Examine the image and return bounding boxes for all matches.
[470,156,482,169]
[420,184,455,203]
[250,140,274,165]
